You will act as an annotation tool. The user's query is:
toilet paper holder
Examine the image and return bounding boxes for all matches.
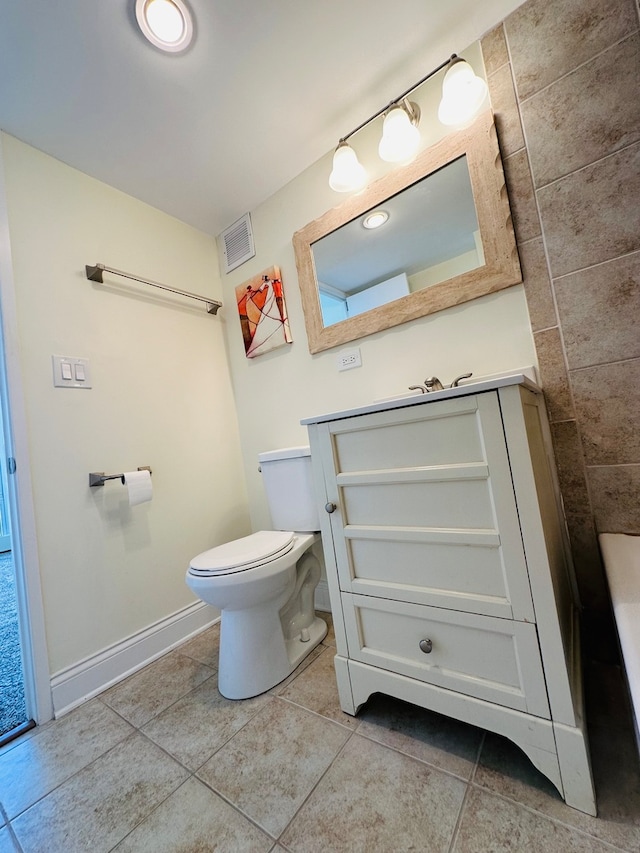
[89,466,152,487]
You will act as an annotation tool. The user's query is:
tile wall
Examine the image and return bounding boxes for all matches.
[481,0,640,636]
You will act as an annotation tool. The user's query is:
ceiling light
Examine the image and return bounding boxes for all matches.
[438,57,488,127]
[362,210,389,230]
[378,101,421,163]
[329,142,368,193]
[135,0,194,53]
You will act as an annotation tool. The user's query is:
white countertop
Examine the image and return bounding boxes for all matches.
[301,371,540,425]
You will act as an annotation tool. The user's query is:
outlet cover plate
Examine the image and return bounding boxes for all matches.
[337,348,362,371]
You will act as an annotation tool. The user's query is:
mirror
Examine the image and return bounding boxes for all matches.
[293,111,521,354]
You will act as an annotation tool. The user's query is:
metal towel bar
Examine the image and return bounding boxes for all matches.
[85,263,222,315]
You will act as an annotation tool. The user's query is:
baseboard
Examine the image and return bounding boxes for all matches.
[314,579,332,613]
[50,601,219,717]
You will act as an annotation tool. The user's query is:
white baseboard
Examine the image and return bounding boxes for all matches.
[314,579,332,613]
[51,601,219,717]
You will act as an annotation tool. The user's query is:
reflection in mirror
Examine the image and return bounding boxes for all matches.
[293,111,522,354]
[313,156,484,327]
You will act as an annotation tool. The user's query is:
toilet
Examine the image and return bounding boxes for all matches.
[185,446,327,700]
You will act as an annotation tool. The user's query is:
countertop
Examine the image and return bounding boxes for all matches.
[300,370,540,425]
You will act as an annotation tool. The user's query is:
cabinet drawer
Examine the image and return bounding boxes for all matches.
[342,593,550,718]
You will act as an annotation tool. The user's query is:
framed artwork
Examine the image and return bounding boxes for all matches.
[235,266,293,358]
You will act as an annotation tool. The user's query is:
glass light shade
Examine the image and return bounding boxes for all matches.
[378,104,421,163]
[329,143,368,193]
[136,0,193,52]
[438,60,488,127]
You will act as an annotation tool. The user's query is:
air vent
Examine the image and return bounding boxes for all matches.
[221,213,255,273]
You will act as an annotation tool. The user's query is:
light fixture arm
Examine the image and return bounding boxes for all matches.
[339,54,456,144]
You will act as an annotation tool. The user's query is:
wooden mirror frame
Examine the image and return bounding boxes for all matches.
[293,110,521,354]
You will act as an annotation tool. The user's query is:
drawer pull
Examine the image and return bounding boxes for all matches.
[325,502,337,514]
[419,638,433,654]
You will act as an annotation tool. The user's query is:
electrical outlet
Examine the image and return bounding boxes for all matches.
[337,347,362,371]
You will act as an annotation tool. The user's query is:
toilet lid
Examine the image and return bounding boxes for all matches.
[188,530,295,576]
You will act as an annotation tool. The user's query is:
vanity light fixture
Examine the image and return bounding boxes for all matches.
[135,0,194,53]
[329,53,488,192]
[362,210,389,230]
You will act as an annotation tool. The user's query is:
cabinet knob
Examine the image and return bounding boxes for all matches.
[324,502,337,514]
[419,638,433,654]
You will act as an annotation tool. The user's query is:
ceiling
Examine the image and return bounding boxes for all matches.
[0,1,525,237]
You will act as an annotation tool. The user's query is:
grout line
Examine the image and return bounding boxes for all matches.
[533,137,640,193]
[446,780,472,853]
[464,779,631,852]
[515,29,640,107]
[550,247,640,281]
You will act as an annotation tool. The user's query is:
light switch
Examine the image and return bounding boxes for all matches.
[52,355,92,389]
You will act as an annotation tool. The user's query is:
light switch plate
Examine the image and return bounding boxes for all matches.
[52,355,92,388]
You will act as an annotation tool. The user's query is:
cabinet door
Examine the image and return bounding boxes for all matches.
[316,393,534,621]
[342,593,550,717]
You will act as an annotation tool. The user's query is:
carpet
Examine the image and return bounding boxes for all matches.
[0,551,27,737]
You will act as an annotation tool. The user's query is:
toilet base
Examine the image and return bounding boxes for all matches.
[218,610,327,700]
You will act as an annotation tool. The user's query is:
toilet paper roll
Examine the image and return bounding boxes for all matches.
[122,470,152,506]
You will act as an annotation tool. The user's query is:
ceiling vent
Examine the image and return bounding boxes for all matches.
[221,213,255,273]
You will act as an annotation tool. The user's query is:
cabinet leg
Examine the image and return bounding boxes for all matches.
[554,722,597,816]
[333,654,357,715]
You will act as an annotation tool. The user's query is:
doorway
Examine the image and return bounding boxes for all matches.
[0,406,31,743]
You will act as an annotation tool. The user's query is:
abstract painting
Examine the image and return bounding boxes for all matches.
[235,266,293,358]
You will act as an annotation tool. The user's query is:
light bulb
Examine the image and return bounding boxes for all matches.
[438,59,488,127]
[329,143,368,193]
[362,210,389,230]
[378,103,421,163]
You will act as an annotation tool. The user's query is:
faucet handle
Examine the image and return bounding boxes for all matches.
[424,377,444,391]
[450,372,473,388]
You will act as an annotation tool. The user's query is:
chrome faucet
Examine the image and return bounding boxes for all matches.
[408,372,473,393]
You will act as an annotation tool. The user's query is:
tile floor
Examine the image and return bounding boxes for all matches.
[1,613,639,852]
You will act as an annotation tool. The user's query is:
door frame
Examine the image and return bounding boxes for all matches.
[0,136,53,725]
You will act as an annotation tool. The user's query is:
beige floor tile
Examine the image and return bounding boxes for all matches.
[279,647,359,729]
[453,786,616,852]
[101,649,214,727]
[197,697,350,837]
[142,676,272,770]
[112,776,273,852]
[0,699,134,819]
[474,724,640,852]
[12,733,188,853]
[280,734,466,852]
[178,622,220,668]
[0,827,17,853]
[268,644,324,695]
[357,694,483,780]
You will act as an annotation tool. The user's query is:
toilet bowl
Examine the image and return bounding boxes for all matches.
[185,447,327,700]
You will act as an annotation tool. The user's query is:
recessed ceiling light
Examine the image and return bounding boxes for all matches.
[135,0,194,53]
[362,210,389,230]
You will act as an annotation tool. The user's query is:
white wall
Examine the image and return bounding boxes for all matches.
[0,134,251,678]
[218,43,536,532]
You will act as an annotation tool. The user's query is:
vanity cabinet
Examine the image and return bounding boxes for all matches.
[304,379,596,815]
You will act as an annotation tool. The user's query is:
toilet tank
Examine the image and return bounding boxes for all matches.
[258,446,320,532]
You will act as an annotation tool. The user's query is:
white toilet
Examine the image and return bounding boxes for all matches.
[185,446,327,700]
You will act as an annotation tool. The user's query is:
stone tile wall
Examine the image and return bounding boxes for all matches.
[481,0,640,631]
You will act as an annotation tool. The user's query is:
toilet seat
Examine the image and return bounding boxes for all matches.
[188,530,295,577]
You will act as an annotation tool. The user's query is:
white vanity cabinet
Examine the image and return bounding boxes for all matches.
[303,378,596,815]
